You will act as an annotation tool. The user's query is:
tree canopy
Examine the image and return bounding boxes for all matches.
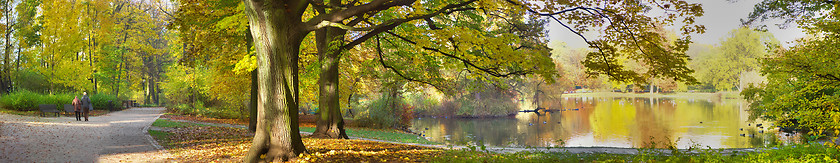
[742,0,839,138]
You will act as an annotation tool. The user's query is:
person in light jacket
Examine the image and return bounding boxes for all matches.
[81,92,91,121]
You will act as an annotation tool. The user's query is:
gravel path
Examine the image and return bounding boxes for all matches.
[0,107,173,163]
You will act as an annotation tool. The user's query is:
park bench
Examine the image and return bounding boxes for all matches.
[38,104,60,117]
[63,104,75,116]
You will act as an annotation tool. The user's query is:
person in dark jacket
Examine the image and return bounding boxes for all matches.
[81,92,91,121]
[72,96,82,121]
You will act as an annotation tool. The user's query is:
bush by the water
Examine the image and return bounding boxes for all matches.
[407,86,518,118]
[353,94,413,129]
[0,90,122,111]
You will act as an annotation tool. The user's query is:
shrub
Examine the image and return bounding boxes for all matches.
[89,93,122,110]
[170,102,244,119]
[0,90,81,111]
[405,92,441,116]
[0,90,44,111]
[353,94,413,129]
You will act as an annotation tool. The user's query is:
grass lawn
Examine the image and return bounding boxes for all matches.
[435,144,840,162]
[299,126,437,145]
[152,119,210,128]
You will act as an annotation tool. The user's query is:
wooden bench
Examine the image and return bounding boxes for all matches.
[39,104,60,117]
[63,104,75,116]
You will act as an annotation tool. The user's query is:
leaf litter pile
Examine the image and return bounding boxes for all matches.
[154,122,444,162]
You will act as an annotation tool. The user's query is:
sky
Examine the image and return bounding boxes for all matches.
[546,0,807,49]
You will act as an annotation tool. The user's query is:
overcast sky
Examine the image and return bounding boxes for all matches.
[547,0,807,49]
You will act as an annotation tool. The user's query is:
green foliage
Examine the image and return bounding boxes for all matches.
[693,28,778,91]
[170,102,243,120]
[89,93,122,110]
[743,2,840,138]
[0,90,121,111]
[353,93,412,129]
[0,90,74,111]
[13,70,50,93]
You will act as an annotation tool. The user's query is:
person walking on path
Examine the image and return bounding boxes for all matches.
[81,92,91,121]
[72,96,82,121]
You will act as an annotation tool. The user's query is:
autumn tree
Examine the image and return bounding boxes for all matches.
[241,0,704,162]
[0,0,18,94]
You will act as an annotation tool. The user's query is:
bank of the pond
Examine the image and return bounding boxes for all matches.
[435,144,840,162]
[149,115,840,162]
[562,91,743,100]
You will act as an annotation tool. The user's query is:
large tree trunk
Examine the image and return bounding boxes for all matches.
[312,27,349,139]
[243,0,309,162]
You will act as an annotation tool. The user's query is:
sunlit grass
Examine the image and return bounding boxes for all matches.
[148,130,172,146]
[299,126,437,145]
[433,143,840,162]
[152,119,210,128]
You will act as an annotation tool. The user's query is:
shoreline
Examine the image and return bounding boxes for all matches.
[560,91,743,100]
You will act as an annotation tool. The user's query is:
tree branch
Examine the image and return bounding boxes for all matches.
[375,35,444,90]
[384,31,532,78]
[339,0,477,51]
[304,0,416,30]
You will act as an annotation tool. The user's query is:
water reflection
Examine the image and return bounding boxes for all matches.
[411,97,774,148]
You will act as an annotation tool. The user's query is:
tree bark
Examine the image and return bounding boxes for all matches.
[312,26,349,139]
[243,0,309,162]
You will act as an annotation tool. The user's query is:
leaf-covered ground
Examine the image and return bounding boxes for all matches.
[151,115,840,162]
[151,119,444,162]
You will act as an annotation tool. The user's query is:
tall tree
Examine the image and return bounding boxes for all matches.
[695,27,777,91]
[241,0,703,161]
[0,0,18,94]
[743,0,839,137]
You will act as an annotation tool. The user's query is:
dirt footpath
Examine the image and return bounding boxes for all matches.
[0,107,173,163]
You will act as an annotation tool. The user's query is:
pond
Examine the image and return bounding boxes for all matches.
[411,96,788,149]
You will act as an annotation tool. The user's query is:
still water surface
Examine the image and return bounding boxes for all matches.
[411,96,777,149]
